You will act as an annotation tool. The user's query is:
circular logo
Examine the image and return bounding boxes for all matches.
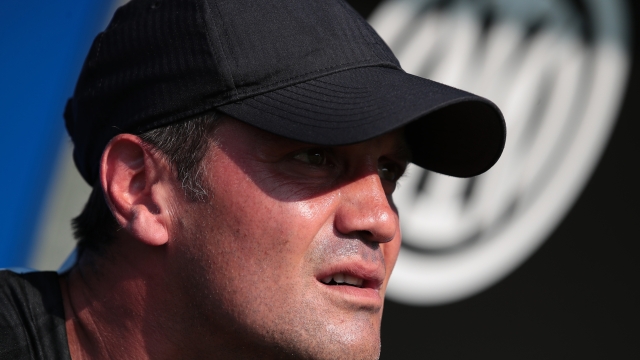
[369,0,632,305]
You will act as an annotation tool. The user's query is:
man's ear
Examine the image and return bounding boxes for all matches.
[100,134,173,247]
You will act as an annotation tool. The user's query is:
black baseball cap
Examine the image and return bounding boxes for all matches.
[64,0,506,185]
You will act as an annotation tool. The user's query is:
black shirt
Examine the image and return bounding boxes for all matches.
[0,270,71,360]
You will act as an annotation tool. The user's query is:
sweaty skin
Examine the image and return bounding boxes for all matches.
[171,119,409,359]
[61,118,409,360]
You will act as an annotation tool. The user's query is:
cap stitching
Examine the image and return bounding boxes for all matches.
[314,78,371,90]
[300,81,370,95]
[284,85,372,100]
[276,88,379,108]
[254,94,383,120]
[243,98,386,128]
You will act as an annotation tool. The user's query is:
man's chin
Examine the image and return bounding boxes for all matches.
[282,314,382,360]
[240,306,382,360]
[273,335,381,360]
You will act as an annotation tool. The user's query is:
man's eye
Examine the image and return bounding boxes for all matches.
[378,163,401,182]
[293,149,328,166]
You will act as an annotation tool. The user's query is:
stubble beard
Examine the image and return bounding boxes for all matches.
[171,204,383,360]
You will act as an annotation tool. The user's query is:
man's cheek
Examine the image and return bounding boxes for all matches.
[293,194,337,220]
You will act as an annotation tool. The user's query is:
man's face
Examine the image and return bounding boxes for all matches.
[170,118,409,359]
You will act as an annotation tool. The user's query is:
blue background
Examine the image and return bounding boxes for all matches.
[0,1,113,267]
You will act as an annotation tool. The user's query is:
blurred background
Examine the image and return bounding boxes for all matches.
[1,0,638,358]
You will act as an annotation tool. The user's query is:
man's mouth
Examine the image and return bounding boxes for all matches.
[320,273,364,288]
[315,267,384,306]
[316,265,384,291]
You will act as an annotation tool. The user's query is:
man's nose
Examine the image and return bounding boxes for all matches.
[334,173,398,243]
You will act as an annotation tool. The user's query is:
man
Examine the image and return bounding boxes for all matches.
[0,0,505,359]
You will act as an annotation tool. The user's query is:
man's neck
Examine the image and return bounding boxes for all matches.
[58,244,199,360]
[60,255,147,359]
[58,244,292,359]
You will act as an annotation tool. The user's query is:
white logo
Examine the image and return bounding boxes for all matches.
[369,0,632,305]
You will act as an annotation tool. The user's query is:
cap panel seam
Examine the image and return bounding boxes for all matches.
[94,35,105,94]
[335,0,389,64]
[234,61,398,96]
[200,0,238,99]
[87,33,106,97]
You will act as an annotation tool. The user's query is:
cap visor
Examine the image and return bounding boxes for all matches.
[217,66,506,177]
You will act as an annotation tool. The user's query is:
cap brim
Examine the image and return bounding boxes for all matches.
[217,66,506,178]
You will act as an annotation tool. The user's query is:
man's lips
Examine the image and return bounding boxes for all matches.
[315,262,385,305]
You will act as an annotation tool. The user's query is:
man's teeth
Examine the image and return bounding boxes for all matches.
[321,273,364,287]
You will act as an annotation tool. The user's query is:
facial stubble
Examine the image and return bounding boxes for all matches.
[173,205,384,360]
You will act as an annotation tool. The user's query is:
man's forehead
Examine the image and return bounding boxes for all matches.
[218,116,411,159]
